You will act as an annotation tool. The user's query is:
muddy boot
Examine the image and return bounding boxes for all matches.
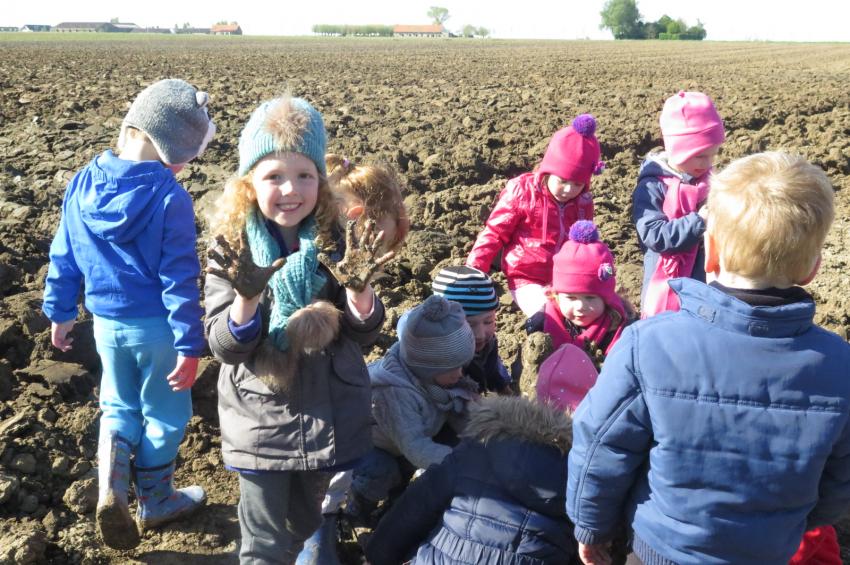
[295,513,341,565]
[96,430,141,550]
[133,461,206,531]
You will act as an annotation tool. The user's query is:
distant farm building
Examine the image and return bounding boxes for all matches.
[174,27,211,35]
[211,23,242,36]
[21,25,51,32]
[111,22,141,33]
[132,27,172,34]
[0,26,19,32]
[393,24,447,38]
[53,22,114,33]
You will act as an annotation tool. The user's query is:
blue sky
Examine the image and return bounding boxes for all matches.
[6,0,849,41]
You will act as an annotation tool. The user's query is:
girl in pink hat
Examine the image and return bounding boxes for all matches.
[633,90,726,318]
[534,220,632,361]
[466,115,605,317]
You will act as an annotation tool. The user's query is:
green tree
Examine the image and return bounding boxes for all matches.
[477,27,490,38]
[656,15,673,31]
[599,0,643,39]
[110,17,120,24]
[687,20,707,39]
[427,6,450,25]
[462,24,476,37]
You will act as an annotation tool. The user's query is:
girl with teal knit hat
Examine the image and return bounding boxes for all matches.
[204,95,392,564]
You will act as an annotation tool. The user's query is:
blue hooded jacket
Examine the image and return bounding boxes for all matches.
[567,278,850,565]
[632,153,707,304]
[42,150,204,356]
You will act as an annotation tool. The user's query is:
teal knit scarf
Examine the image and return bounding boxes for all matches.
[245,207,327,351]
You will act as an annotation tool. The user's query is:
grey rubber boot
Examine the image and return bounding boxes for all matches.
[134,461,206,531]
[295,513,341,565]
[96,429,141,550]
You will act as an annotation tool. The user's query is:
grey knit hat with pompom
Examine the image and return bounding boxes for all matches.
[121,78,216,165]
[398,295,476,379]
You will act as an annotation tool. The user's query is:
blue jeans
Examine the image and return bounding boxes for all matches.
[93,315,191,468]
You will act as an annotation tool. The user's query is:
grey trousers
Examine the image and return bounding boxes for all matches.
[237,471,332,565]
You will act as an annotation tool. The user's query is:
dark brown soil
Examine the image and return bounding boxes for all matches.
[0,36,848,563]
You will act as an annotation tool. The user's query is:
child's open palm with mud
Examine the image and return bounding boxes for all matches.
[206,234,285,299]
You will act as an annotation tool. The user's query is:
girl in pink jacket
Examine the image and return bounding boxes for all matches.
[466,114,604,316]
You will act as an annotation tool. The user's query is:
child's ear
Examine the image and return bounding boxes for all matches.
[345,204,365,220]
[798,254,822,286]
[704,232,720,275]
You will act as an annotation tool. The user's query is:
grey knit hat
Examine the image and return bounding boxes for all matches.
[432,265,498,316]
[238,96,327,177]
[121,78,216,165]
[398,295,476,379]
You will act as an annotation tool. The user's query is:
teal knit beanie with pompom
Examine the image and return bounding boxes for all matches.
[238,96,327,177]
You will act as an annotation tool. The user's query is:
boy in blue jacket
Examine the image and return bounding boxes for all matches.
[42,79,216,550]
[568,152,850,565]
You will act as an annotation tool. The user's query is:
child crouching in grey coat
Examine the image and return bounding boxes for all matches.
[346,294,479,523]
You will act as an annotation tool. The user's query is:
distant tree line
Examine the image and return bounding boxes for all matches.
[600,0,706,40]
[311,24,393,37]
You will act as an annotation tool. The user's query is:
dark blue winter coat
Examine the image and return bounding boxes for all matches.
[567,278,850,565]
[632,153,706,303]
[42,150,204,356]
[366,396,579,565]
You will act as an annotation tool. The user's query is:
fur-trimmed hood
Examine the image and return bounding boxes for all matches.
[462,395,572,454]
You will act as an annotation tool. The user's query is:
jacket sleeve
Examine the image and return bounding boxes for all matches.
[466,185,523,272]
[159,189,205,357]
[42,209,83,323]
[365,446,458,565]
[632,177,705,254]
[567,326,653,545]
[807,419,850,528]
[373,387,452,469]
[204,248,264,366]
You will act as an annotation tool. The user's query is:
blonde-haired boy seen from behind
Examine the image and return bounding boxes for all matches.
[567,152,850,565]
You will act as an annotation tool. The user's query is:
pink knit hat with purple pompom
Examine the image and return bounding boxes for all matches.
[538,114,604,186]
[551,220,625,318]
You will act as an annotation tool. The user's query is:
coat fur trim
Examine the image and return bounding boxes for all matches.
[462,395,572,454]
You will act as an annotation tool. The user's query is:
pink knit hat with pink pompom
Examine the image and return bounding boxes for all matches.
[660,91,725,167]
[536,343,599,412]
[551,221,625,319]
[538,114,605,186]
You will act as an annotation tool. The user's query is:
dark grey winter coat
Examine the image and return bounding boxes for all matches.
[205,260,384,471]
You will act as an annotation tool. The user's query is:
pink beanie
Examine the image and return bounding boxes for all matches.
[538,114,604,186]
[536,343,599,411]
[660,91,725,166]
[551,221,625,319]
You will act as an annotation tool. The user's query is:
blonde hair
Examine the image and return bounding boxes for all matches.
[707,152,834,283]
[210,167,337,253]
[326,154,408,250]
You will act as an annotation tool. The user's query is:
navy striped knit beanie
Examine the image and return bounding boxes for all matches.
[432,266,498,316]
[398,295,475,379]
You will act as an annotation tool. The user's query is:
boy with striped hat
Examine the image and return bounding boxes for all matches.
[433,266,512,394]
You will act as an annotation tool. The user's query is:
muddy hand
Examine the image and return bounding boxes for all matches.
[322,220,395,292]
[584,339,606,370]
[206,234,285,299]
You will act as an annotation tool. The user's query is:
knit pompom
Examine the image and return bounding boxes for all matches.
[571,114,597,138]
[264,96,308,150]
[421,294,452,321]
[569,220,599,244]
